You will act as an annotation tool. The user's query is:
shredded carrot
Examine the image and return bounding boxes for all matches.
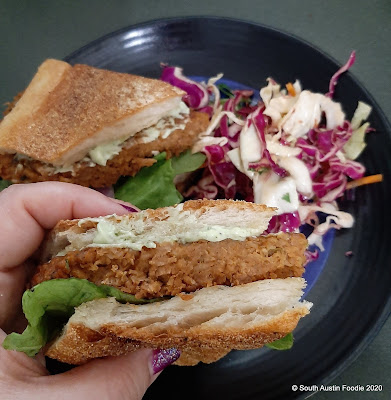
[346,174,383,189]
[286,82,296,97]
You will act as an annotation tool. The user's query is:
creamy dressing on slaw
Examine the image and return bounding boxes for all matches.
[225,81,350,216]
[230,110,314,214]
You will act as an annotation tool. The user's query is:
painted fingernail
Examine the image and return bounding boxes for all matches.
[121,204,139,212]
[151,348,181,374]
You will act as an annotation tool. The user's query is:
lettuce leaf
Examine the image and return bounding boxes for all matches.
[0,180,11,192]
[217,83,234,98]
[2,278,158,357]
[114,150,205,210]
[3,277,294,356]
[265,333,294,350]
[171,150,206,176]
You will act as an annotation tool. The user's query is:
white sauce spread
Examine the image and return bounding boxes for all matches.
[92,218,262,251]
[57,203,272,256]
[44,102,190,173]
[88,101,189,166]
[88,139,125,166]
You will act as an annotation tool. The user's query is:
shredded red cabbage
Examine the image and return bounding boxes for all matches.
[163,57,373,260]
[327,51,356,98]
[297,121,364,202]
[183,171,219,199]
[304,122,353,163]
[312,170,347,201]
[204,145,236,199]
[267,212,301,233]
[160,66,209,109]
[198,105,214,118]
[305,249,320,264]
[250,109,287,177]
[329,157,365,180]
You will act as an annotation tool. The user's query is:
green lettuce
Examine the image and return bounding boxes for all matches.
[0,180,11,191]
[2,278,159,357]
[3,277,294,356]
[114,150,205,210]
[217,83,234,98]
[265,333,294,350]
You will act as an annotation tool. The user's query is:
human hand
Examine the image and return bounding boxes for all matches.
[0,182,180,400]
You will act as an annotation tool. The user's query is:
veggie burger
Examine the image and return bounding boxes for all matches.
[3,199,311,365]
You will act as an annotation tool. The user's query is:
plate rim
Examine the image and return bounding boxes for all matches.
[65,15,391,135]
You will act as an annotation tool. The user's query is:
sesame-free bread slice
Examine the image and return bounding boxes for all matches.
[39,199,277,262]
[0,59,184,165]
[45,278,312,365]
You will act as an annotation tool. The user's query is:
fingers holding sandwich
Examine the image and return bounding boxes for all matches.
[0,326,179,400]
[0,182,131,269]
[0,182,134,330]
[0,182,178,400]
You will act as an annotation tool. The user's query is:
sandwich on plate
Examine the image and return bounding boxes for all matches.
[0,59,208,187]
[3,199,312,366]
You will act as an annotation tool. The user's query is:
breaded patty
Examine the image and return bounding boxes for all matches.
[0,110,208,187]
[31,232,307,299]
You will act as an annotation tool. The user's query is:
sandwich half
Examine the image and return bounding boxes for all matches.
[0,59,209,187]
[4,199,312,365]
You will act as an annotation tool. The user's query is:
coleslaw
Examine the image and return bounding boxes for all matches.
[161,52,382,261]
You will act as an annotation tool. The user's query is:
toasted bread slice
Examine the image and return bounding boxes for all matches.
[0,59,185,166]
[39,199,277,261]
[45,278,312,365]
[0,110,208,186]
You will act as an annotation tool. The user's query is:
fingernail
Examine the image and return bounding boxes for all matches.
[151,348,181,374]
[121,204,139,212]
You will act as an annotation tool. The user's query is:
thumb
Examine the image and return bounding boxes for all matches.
[46,348,181,400]
[48,350,158,400]
[0,326,180,400]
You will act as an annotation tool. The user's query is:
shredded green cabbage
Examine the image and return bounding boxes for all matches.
[344,101,372,160]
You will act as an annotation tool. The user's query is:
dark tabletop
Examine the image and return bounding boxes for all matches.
[1,1,390,398]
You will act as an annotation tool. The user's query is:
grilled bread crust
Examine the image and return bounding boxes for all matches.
[0,59,184,165]
[45,278,312,365]
[0,110,208,186]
